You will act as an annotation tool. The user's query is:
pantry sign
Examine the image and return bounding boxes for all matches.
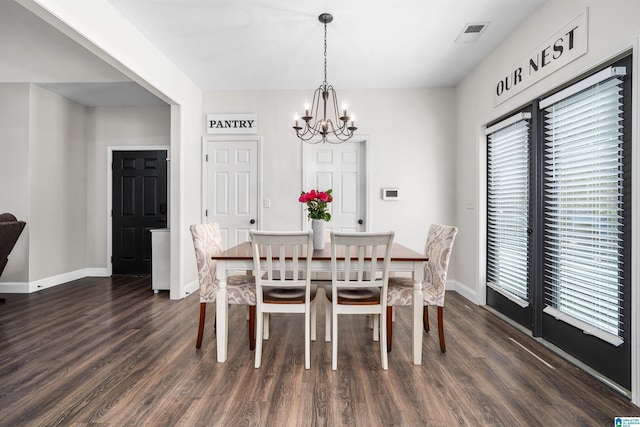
[207,113,257,134]
[494,11,588,106]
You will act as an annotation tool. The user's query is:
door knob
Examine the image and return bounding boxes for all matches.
[358,219,363,225]
[250,219,256,224]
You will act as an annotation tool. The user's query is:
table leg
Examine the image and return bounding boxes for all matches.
[216,260,229,362]
[413,261,424,365]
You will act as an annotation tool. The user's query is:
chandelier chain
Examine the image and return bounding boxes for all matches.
[323,22,328,86]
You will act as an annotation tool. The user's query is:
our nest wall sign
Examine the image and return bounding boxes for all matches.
[494,10,588,106]
[207,113,258,134]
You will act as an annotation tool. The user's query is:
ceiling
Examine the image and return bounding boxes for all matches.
[107,0,547,91]
[36,82,168,107]
[12,0,546,106]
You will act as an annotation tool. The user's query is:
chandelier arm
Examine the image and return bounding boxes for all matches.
[303,87,321,122]
[295,128,324,143]
[328,86,346,132]
[296,122,325,143]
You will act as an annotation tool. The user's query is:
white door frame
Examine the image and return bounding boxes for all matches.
[106,145,170,277]
[301,136,371,231]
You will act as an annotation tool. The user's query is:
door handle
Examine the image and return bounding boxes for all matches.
[358,219,364,225]
[250,219,256,224]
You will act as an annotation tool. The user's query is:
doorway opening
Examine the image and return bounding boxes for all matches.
[107,147,169,276]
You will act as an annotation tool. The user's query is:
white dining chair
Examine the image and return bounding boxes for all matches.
[250,230,316,369]
[326,230,394,370]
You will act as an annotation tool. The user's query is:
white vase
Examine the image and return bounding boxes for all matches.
[311,219,326,250]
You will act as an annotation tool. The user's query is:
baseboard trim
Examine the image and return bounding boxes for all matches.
[183,279,199,298]
[0,282,29,293]
[0,268,109,294]
[448,279,477,304]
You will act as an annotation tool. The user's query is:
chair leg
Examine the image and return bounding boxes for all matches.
[311,299,317,342]
[386,306,393,353]
[263,313,270,340]
[325,295,332,342]
[254,306,263,368]
[196,302,206,349]
[380,307,388,370]
[373,315,379,342]
[305,310,311,369]
[438,306,446,353]
[423,305,430,333]
[332,304,338,370]
[249,305,256,351]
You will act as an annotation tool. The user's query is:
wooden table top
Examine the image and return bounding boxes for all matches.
[213,241,428,262]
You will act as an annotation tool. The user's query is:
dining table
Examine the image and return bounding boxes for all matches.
[212,241,429,365]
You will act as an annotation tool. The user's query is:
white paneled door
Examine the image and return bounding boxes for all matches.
[204,139,259,248]
[304,140,366,232]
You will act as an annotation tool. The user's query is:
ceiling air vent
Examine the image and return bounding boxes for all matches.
[455,22,489,44]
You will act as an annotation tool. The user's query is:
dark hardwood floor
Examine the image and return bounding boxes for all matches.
[0,276,638,426]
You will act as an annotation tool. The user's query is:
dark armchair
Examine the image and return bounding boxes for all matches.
[0,213,26,278]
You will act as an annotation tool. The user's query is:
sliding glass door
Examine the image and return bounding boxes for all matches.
[485,55,632,390]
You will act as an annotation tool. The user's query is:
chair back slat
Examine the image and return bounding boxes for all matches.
[250,231,313,292]
[330,231,394,291]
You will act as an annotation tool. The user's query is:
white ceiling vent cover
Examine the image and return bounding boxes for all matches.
[455,22,489,43]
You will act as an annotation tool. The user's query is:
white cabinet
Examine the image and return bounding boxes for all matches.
[150,228,170,293]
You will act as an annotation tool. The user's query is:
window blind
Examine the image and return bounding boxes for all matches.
[542,67,626,346]
[486,113,531,307]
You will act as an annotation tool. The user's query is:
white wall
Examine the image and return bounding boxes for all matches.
[203,87,457,256]
[29,85,87,282]
[0,92,173,289]
[0,83,86,287]
[85,106,170,269]
[0,84,30,282]
[9,0,456,297]
[455,0,640,302]
[17,0,203,299]
[0,1,128,83]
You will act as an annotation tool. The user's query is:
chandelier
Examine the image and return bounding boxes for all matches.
[293,13,357,144]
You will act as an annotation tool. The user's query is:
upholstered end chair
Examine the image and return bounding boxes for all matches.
[386,224,458,353]
[0,213,26,278]
[190,223,256,350]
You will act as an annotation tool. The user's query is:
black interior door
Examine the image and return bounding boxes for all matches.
[112,150,167,275]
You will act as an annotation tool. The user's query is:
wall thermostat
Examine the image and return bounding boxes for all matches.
[382,188,399,200]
